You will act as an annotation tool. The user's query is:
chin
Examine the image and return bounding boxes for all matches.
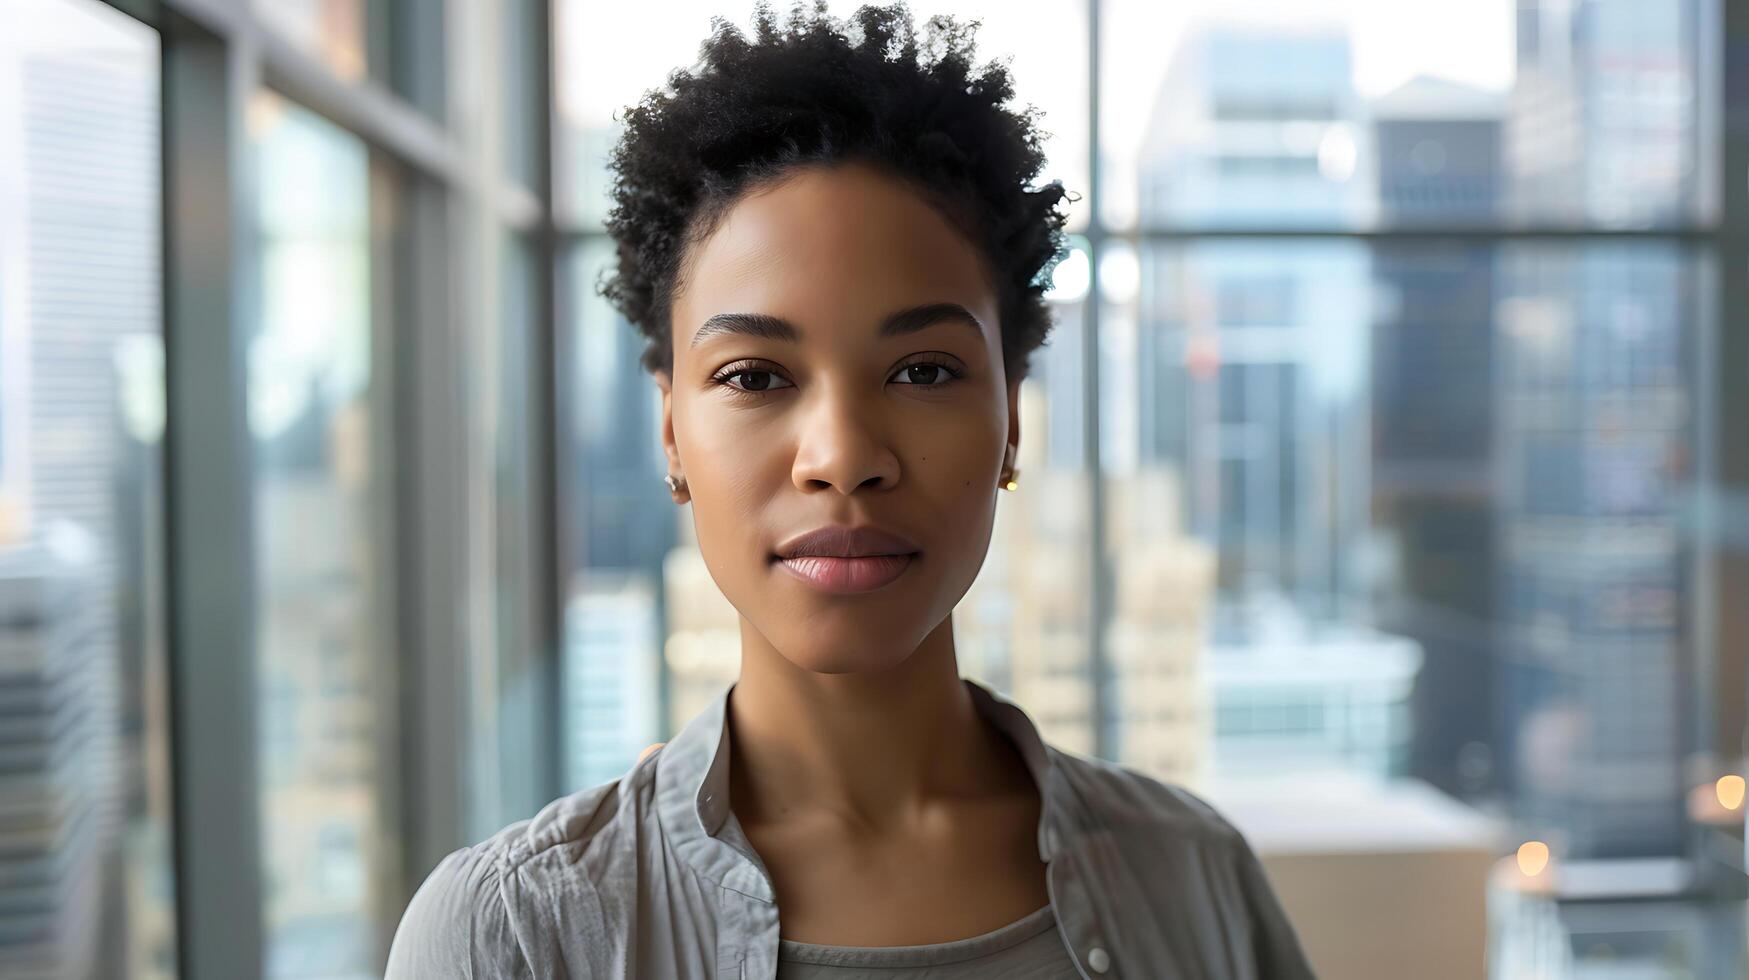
[777,635,918,676]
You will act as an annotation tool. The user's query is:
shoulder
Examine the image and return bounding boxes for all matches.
[1046,747,1318,977]
[385,838,530,979]
[386,758,659,979]
[1045,743,1249,844]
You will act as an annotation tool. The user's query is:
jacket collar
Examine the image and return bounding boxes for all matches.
[653,676,1089,898]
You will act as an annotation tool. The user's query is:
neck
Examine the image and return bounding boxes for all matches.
[726,615,1017,835]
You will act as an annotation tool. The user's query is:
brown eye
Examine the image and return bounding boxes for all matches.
[889,360,962,387]
[716,366,794,394]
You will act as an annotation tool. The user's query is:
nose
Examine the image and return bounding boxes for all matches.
[789,382,900,495]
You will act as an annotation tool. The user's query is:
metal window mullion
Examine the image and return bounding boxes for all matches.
[162,14,264,980]
[1717,0,1749,771]
[555,226,1722,244]
[1085,0,1113,761]
[1122,226,1721,242]
[443,0,508,845]
[394,169,469,899]
[531,0,565,809]
[478,0,563,831]
[366,150,408,972]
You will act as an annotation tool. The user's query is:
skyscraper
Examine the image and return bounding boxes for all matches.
[1497,0,1703,859]
[1370,76,1505,798]
[1134,19,1373,620]
[0,16,167,977]
[1130,19,1414,787]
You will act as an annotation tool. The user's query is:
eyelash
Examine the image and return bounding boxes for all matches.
[709,356,965,399]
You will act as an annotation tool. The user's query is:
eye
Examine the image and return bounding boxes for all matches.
[710,362,795,395]
[889,357,964,389]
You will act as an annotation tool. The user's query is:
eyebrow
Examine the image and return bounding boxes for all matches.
[689,302,986,349]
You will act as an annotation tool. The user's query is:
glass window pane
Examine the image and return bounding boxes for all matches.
[558,238,668,789]
[1101,0,1711,230]
[250,91,392,979]
[1109,238,1721,971]
[390,1,446,122]
[1106,240,1372,789]
[1492,241,1697,858]
[498,230,537,674]
[542,2,1737,974]
[962,256,1094,753]
[502,0,543,189]
[0,1,175,977]
[554,0,1089,230]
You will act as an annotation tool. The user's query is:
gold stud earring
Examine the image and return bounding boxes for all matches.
[1002,467,1020,492]
[1000,444,1019,491]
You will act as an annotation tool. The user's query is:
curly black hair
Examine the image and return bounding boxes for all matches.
[595,0,1076,384]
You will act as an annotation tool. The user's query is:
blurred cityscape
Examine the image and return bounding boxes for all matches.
[0,0,1740,978]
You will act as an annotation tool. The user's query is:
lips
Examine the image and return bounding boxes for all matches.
[772,524,921,561]
[772,524,921,595]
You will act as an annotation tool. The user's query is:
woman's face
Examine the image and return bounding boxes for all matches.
[658,161,1020,675]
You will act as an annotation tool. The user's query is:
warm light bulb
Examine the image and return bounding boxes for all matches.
[1516,840,1550,877]
[1717,775,1746,811]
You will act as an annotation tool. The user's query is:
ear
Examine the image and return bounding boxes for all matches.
[654,369,689,505]
[1006,374,1022,469]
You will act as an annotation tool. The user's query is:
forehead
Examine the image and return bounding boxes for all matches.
[674,164,997,344]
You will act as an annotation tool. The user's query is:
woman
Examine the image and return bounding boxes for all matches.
[388,3,1316,977]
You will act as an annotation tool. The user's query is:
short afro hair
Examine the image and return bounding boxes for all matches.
[595,0,1076,384]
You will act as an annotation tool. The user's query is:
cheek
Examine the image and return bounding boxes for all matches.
[906,410,1005,542]
[910,406,1004,485]
[676,399,784,543]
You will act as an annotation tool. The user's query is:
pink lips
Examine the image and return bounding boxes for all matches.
[776,553,916,594]
[771,523,922,595]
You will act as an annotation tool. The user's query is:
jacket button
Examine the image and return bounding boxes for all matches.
[1088,946,1110,973]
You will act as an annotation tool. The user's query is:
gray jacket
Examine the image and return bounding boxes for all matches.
[386,677,1319,979]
